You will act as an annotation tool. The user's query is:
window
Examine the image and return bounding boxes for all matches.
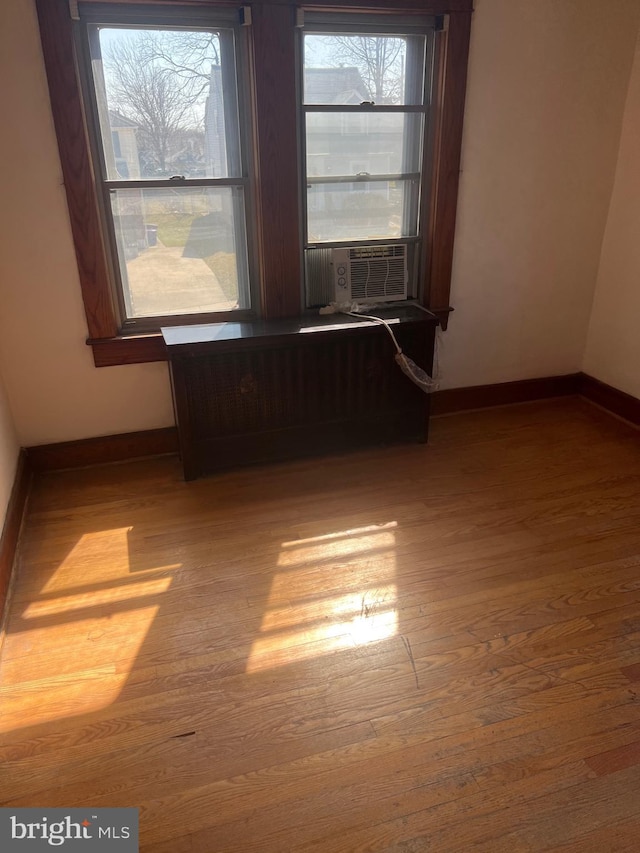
[301,15,433,306]
[80,5,254,329]
[35,0,472,366]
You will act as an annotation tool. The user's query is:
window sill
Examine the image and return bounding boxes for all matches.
[88,334,167,367]
[88,304,453,367]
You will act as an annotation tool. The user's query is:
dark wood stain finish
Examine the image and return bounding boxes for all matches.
[27,428,178,473]
[425,11,472,323]
[22,370,640,476]
[88,335,167,368]
[35,0,116,340]
[579,373,640,429]
[432,374,582,416]
[164,307,438,479]
[77,0,474,11]
[0,451,31,626]
[249,3,302,319]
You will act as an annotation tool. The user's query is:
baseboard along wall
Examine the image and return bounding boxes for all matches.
[23,373,640,473]
[27,427,178,472]
[0,450,31,631]
[431,373,582,416]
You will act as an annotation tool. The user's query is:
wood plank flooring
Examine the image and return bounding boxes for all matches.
[1,398,640,851]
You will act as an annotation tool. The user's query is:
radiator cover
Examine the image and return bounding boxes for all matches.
[163,307,437,479]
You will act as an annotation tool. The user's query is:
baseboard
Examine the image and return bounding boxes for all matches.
[28,426,178,472]
[579,373,640,428]
[430,371,640,427]
[21,374,638,473]
[431,373,582,416]
[0,449,32,626]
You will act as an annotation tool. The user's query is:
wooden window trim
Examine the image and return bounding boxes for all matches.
[36,0,472,367]
[425,9,472,326]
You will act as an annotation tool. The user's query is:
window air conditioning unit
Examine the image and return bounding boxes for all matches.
[332,244,408,304]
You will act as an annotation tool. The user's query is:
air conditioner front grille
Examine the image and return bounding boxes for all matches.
[332,244,408,303]
[349,256,407,300]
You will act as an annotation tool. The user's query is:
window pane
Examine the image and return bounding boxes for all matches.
[304,34,426,105]
[306,112,423,177]
[93,27,240,179]
[110,187,249,318]
[307,180,417,242]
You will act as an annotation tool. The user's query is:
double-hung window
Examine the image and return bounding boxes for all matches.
[36,1,472,364]
[78,5,253,329]
[300,13,435,307]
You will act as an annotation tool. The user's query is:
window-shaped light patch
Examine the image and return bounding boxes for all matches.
[246,523,399,673]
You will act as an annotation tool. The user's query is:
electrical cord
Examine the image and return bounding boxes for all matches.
[319,302,439,394]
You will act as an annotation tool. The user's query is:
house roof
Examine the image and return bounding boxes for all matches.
[205,65,370,107]
[304,67,370,105]
[108,110,138,129]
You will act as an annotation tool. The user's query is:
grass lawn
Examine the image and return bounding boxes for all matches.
[204,252,239,303]
[154,214,197,248]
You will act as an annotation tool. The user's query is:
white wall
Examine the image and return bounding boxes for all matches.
[0,1,639,448]
[0,367,20,529]
[0,1,174,447]
[583,28,640,398]
[440,0,640,389]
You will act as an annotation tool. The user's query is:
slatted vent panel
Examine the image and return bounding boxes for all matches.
[305,247,334,307]
[182,328,425,441]
[349,245,407,301]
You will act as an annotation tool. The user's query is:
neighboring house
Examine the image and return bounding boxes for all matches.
[108,110,141,179]
[204,65,228,178]
[204,65,401,180]
[204,65,404,242]
[303,66,371,105]
[108,111,146,277]
[303,68,406,240]
[302,67,402,180]
[200,66,235,257]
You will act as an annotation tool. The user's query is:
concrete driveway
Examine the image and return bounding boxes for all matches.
[126,245,238,317]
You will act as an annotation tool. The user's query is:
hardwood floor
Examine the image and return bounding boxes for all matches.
[1,398,640,851]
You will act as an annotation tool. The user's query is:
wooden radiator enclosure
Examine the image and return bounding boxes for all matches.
[163,307,438,479]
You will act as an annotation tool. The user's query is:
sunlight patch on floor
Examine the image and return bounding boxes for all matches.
[0,528,177,734]
[0,602,164,732]
[38,528,179,595]
[21,576,173,618]
[246,523,398,673]
[277,523,398,567]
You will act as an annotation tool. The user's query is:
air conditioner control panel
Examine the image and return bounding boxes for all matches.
[332,250,351,296]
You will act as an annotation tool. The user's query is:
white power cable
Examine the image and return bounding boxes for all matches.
[319,301,439,394]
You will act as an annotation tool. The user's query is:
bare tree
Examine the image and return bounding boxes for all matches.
[143,31,220,85]
[321,36,405,104]
[104,32,215,174]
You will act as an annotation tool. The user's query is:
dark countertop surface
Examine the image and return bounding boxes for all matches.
[162,304,438,352]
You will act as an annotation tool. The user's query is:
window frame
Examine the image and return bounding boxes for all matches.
[299,16,434,303]
[35,0,472,367]
[79,4,258,331]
